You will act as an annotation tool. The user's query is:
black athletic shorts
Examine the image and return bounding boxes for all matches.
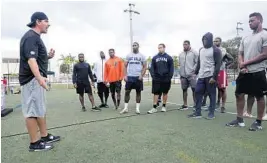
[235,70,267,97]
[125,76,143,92]
[110,81,122,93]
[152,80,171,95]
[76,82,92,95]
[97,82,109,93]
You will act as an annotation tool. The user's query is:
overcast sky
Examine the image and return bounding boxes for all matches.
[1,0,267,74]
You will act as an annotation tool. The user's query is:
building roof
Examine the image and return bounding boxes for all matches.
[2,58,19,63]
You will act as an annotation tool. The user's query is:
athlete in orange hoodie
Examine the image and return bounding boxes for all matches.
[104,49,124,109]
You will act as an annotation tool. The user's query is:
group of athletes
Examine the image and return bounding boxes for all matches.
[19,11,267,152]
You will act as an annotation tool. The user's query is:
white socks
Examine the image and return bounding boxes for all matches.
[124,103,128,109]
[136,103,140,109]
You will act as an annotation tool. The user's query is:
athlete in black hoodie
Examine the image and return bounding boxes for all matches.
[148,44,174,114]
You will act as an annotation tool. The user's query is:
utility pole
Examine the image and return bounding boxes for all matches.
[124,3,140,51]
[236,22,243,37]
[234,22,243,81]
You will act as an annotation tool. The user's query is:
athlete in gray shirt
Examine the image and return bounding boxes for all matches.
[178,40,199,110]
[226,12,267,131]
[121,42,147,114]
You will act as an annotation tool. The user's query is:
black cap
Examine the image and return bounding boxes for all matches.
[27,12,48,27]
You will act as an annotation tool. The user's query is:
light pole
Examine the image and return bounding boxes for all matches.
[124,3,140,51]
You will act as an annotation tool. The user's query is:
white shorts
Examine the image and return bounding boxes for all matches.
[21,78,46,118]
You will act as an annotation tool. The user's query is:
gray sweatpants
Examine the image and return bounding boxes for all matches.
[21,78,46,118]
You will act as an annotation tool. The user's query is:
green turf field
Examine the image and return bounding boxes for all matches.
[1,84,267,163]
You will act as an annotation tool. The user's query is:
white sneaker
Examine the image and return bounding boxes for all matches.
[120,108,128,114]
[147,108,157,114]
[136,108,140,114]
[161,107,166,112]
[262,114,267,121]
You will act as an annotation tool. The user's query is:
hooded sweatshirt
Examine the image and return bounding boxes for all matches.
[179,48,199,78]
[93,57,107,83]
[195,32,222,80]
[150,53,174,82]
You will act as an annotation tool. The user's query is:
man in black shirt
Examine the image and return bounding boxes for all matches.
[19,12,60,152]
[73,53,100,111]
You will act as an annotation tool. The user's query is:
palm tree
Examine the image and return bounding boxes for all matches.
[58,53,76,88]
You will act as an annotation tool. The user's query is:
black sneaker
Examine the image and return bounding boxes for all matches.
[82,106,86,112]
[41,133,61,144]
[221,107,226,113]
[98,104,105,108]
[249,121,263,131]
[178,105,188,111]
[187,113,202,119]
[226,119,245,127]
[92,106,101,111]
[104,104,109,108]
[29,140,54,152]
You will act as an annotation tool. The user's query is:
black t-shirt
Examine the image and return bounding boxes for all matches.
[19,30,48,85]
[72,62,94,85]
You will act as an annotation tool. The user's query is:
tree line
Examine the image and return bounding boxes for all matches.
[59,36,241,76]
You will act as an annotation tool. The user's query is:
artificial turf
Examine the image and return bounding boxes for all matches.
[1,84,267,163]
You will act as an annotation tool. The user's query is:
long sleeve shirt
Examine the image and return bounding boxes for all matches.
[104,56,124,83]
[72,62,94,84]
[150,53,174,82]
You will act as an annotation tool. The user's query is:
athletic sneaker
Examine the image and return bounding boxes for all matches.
[98,104,106,108]
[91,106,101,111]
[41,133,61,144]
[120,108,128,114]
[104,104,109,108]
[161,107,166,112]
[262,114,267,121]
[205,112,215,120]
[202,103,207,108]
[178,105,188,111]
[29,140,53,152]
[249,121,263,131]
[147,108,157,114]
[136,108,140,114]
[221,107,226,113]
[225,119,245,127]
[82,106,86,112]
[187,113,202,119]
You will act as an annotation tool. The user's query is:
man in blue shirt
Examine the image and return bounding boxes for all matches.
[148,44,174,114]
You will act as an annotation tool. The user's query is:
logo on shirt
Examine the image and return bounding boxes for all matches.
[156,57,167,62]
[129,57,142,65]
[30,51,35,55]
